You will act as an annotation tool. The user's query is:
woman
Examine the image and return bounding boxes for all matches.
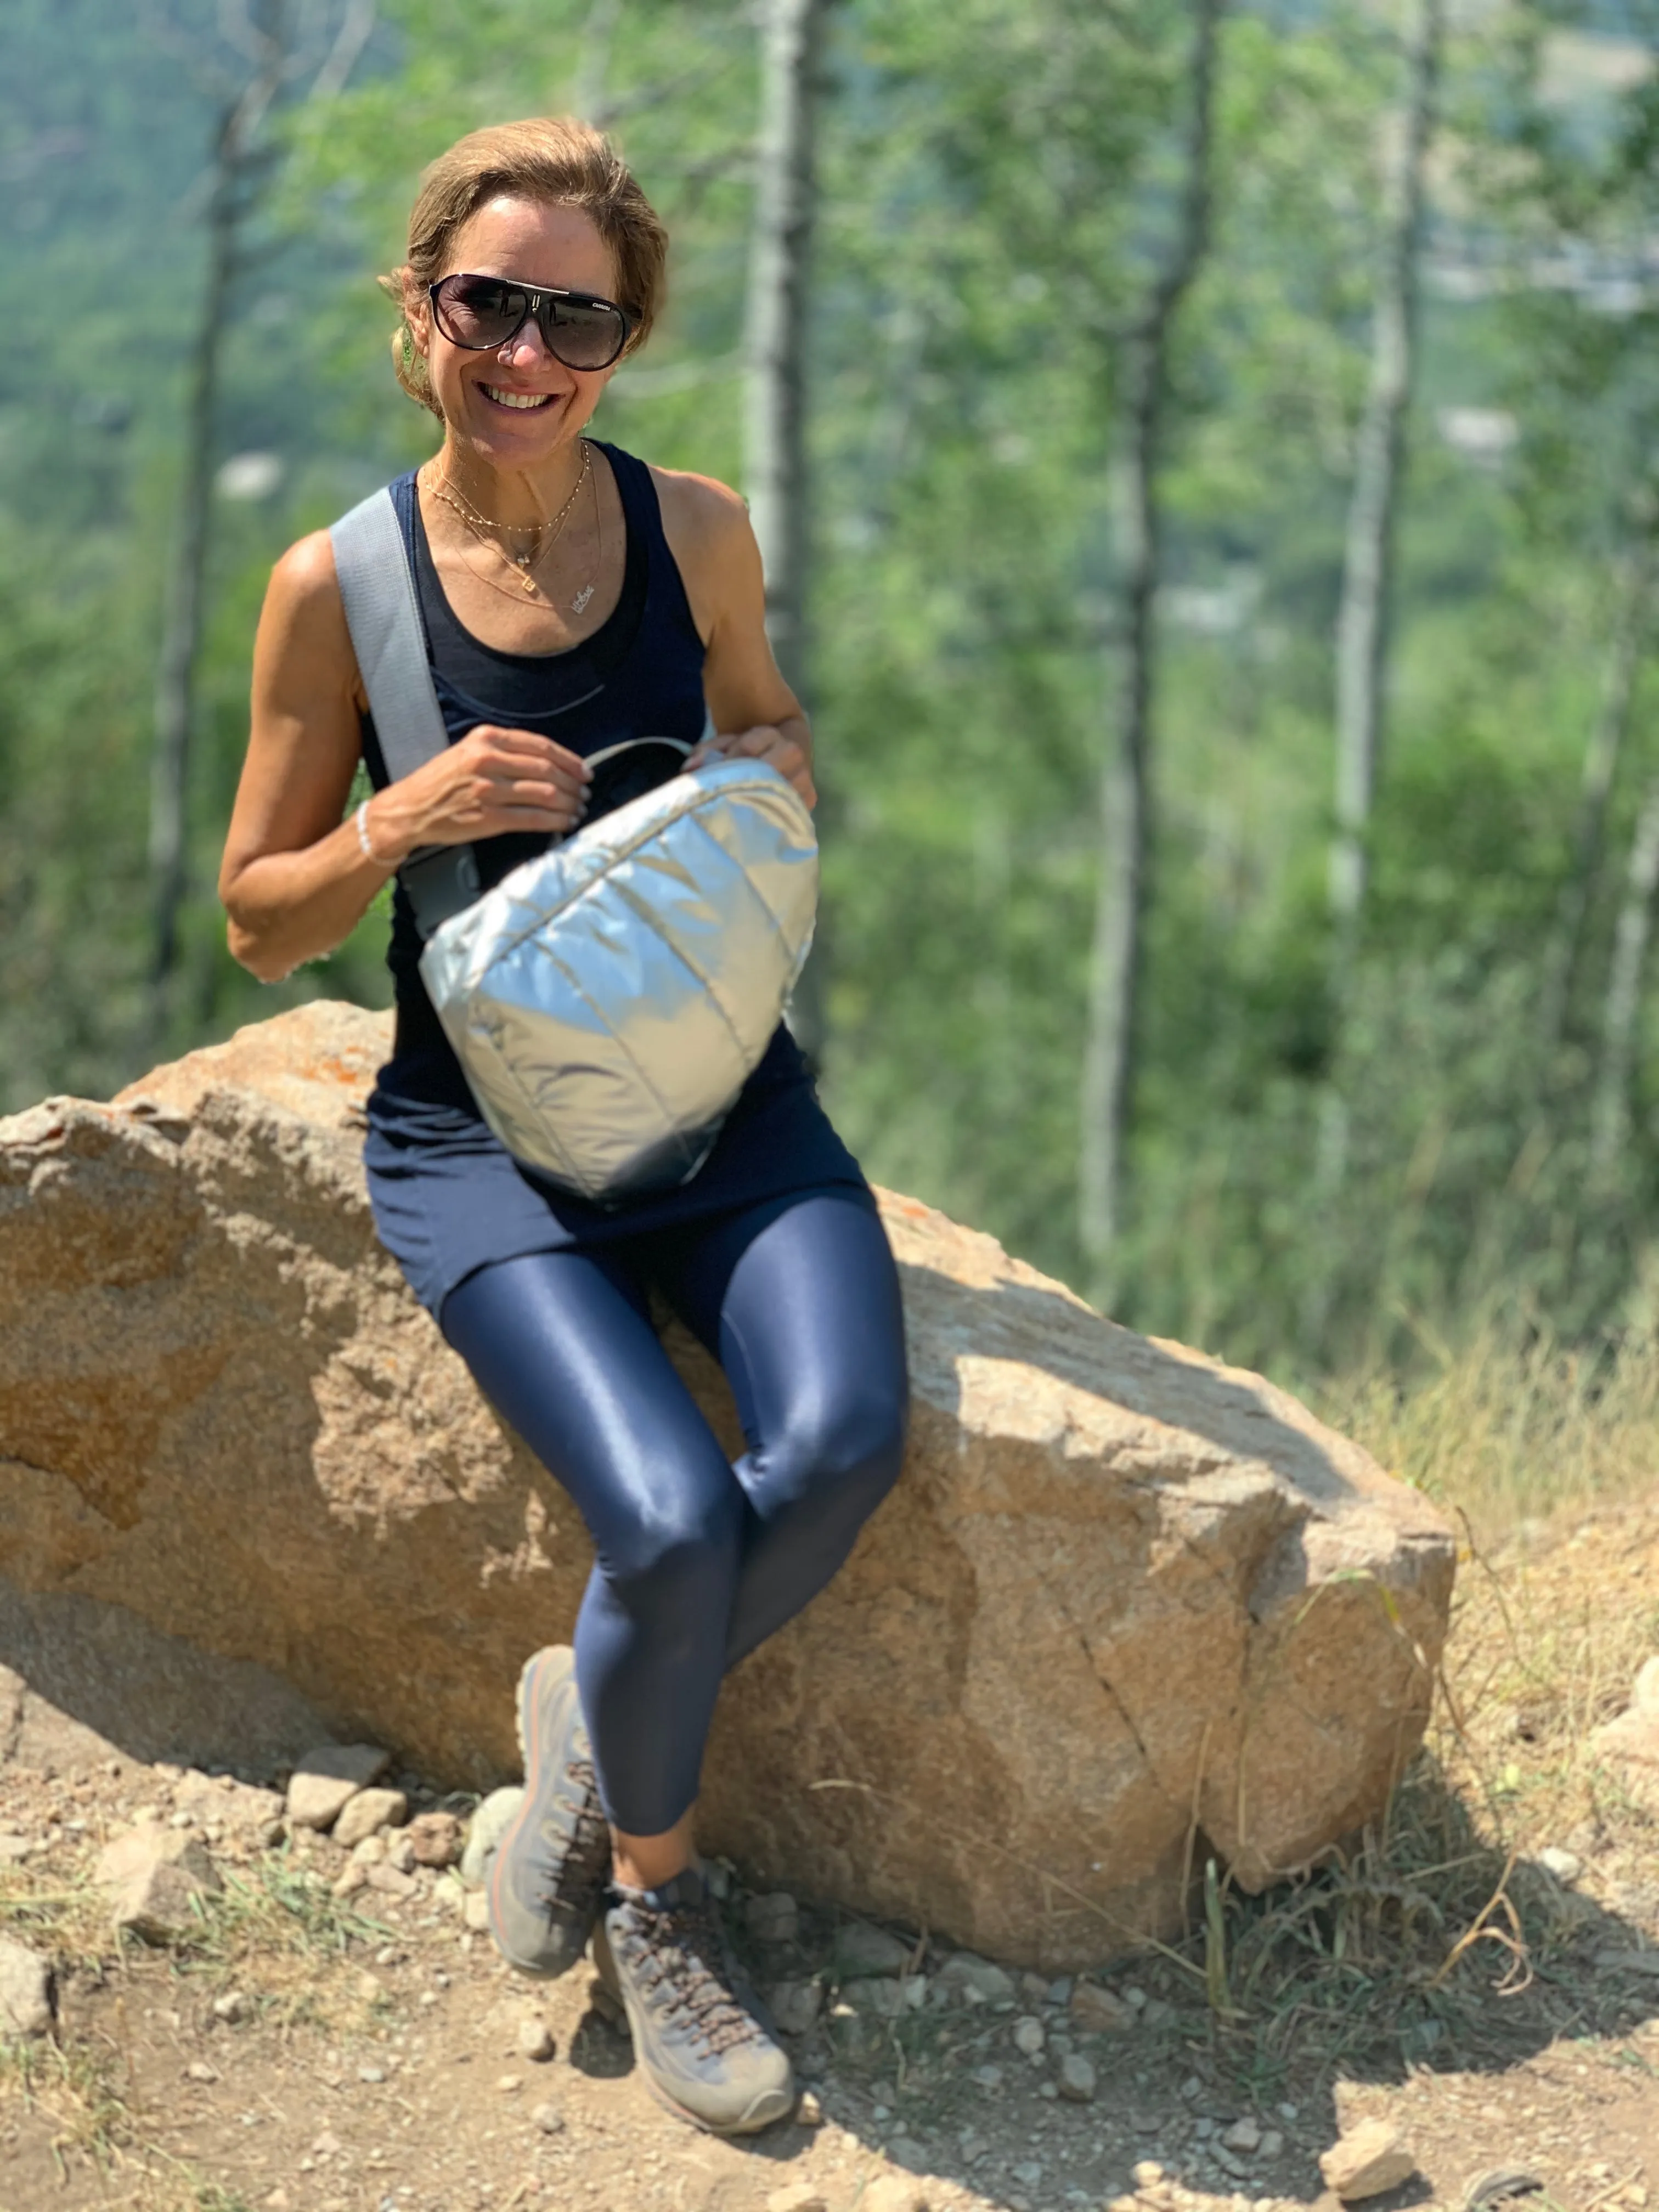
[218,117,909,2139]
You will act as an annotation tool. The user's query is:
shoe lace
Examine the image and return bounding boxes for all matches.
[535,1754,611,1917]
[624,1897,766,2057]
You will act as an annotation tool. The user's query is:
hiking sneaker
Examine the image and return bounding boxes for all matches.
[592,1866,795,2135]
[487,1646,611,1978]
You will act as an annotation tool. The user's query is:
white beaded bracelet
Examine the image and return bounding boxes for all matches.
[354,798,386,867]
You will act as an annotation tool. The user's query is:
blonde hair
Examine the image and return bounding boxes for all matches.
[380,116,668,416]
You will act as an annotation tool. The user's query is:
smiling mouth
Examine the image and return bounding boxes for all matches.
[481,385,555,410]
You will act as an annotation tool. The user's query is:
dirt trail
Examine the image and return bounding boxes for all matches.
[4,1498,1659,2212]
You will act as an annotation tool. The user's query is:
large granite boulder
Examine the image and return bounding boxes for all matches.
[0,1002,1454,1967]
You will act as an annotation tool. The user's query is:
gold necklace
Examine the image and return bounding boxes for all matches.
[426,446,605,618]
[430,441,591,596]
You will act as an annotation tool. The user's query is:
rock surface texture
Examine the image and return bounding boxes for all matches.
[0,1002,1455,1967]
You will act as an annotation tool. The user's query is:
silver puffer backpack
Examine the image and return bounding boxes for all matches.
[330,488,818,1204]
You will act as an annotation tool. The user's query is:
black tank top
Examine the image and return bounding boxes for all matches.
[360,440,710,1071]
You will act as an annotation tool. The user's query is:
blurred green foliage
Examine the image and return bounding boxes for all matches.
[5,0,1659,1388]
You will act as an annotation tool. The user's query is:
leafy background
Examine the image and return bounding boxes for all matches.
[4,0,1658,1395]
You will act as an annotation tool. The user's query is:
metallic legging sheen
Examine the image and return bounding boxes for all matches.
[438,1190,909,1835]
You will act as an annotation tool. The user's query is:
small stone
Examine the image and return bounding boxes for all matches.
[972,2063,1004,2090]
[1012,2164,1043,2190]
[459,1786,524,1889]
[767,2186,830,2212]
[845,1975,908,2018]
[357,2063,386,2083]
[212,1990,250,2024]
[0,1938,54,2038]
[463,1891,491,1932]
[1223,2118,1261,2153]
[185,2059,219,2083]
[746,1891,800,1943]
[332,1864,368,1898]
[795,2087,825,2125]
[864,2178,929,2212]
[517,2016,555,2062]
[264,2192,291,2211]
[1058,2052,1097,2102]
[333,1789,408,1850]
[1319,2119,1416,2202]
[407,1810,465,1867]
[937,1951,1015,2006]
[889,2135,930,2171]
[1071,1979,1136,2033]
[1012,2015,1046,2055]
[385,1831,416,1873]
[365,1861,418,1899]
[96,1826,223,1942]
[349,1834,387,1866]
[1046,1976,1073,2005]
[1020,1970,1052,2006]
[285,1745,392,1832]
[1040,2080,1059,2099]
[1133,2162,1165,2187]
[835,1920,913,1978]
[768,1979,823,2036]
[1259,2131,1284,2159]
[496,2072,522,2092]
[1537,1846,1583,1882]
[531,2099,565,2135]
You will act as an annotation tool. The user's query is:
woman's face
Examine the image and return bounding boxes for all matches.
[411,196,623,465]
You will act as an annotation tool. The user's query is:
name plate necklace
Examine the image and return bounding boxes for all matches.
[429,439,601,616]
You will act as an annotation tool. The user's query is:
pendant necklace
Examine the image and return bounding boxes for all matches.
[429,441,599,612]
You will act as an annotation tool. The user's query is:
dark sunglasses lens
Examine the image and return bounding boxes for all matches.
[435,276,522,348]
[539,297,628,369]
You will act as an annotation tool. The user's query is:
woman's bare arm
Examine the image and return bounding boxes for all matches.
[653,470,816,808]
[219,532,592,983]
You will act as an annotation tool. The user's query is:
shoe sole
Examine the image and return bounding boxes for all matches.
[487,1646,602,1979]
[591,1918,795,2137]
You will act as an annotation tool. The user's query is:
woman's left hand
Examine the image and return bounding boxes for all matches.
[687,721,817,810]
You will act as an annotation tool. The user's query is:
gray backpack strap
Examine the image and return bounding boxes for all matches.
[330,488,479,938]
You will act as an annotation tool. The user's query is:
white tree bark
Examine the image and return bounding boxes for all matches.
[149,0,373,1042]
[1327,0,1443,966]
[149,54,284,1037]
[1077,0,1225,1287]
[1591,768,1659,1178]
[1537,498,1657,1069]
[744,0,830,1063]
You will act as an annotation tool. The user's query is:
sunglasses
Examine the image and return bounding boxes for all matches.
[427,273,634,373]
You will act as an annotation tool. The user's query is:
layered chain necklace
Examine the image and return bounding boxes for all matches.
[428,440,601,613]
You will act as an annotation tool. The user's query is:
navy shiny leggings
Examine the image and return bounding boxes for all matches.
[438,1190,909,1835]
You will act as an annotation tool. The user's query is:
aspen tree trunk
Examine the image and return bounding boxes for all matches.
[1326,0,1442,996]
[149,97,250,1040]
[1537,501,1657,1070]
[149,0,369,1045]
[1312,0,1442,1228]
[744,0,830,1066]
[572,0,623,118]
[1077,0,1224,1289]
[1591,769,1659,1178]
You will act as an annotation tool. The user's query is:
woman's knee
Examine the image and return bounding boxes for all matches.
[604,1482,746,1620]
[755,1383,909,1526]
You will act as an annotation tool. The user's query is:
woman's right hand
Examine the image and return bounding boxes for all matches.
[364,724,592,864]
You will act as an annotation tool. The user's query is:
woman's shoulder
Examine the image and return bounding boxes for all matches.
[257,527,358,690]
[630,455,754,577]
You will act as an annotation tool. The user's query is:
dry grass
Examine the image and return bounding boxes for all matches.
[1189,1329,1659,2090]
[1322,1318,1659,1541]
